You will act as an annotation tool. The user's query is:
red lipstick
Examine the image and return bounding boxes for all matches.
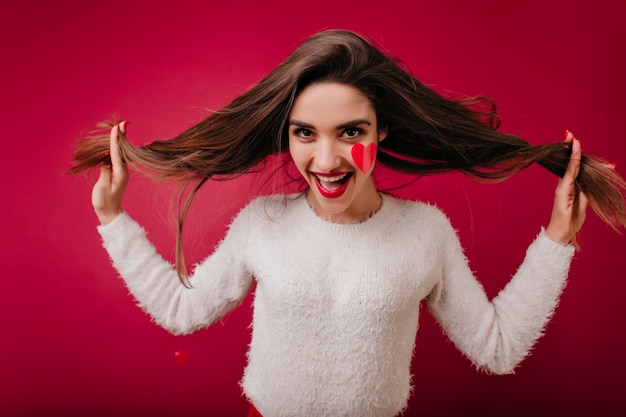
[312,172,351,199]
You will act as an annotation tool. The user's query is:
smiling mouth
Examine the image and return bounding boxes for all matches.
[312,172,353,198]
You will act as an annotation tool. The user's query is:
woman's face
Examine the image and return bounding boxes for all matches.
[288,82,386,223]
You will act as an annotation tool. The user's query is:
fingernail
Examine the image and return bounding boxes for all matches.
[609,162,617,169]
[564,129,569,140]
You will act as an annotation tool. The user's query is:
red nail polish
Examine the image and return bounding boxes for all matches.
[564,130,569,140]
[609,162,617,169]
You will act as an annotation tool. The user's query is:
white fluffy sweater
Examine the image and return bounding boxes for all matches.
[98,193,574,417]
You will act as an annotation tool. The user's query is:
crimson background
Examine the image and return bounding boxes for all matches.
[2,1,625,416]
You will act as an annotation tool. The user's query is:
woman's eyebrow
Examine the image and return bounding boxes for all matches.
[336,119,372,129]
[289,119,372,129]
[289,120,314,128]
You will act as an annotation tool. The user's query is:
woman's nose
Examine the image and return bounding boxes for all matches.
[314,138,341,171]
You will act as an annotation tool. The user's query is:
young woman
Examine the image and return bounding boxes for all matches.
[71,30,625,417]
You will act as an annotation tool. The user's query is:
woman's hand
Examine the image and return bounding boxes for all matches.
[545,131,589,245]
[92,121,129,225]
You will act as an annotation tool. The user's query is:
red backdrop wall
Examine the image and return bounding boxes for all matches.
[2,1,625,416]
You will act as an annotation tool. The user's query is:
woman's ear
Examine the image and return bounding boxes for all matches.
[378,128,388,142]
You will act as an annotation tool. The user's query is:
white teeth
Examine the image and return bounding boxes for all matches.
[315,173,348,182]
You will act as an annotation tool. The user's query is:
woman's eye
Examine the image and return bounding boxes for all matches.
[343,128,362,138]
[295,128,313,138]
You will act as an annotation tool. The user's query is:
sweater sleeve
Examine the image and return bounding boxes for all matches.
[97,207,255,336]
[426,218,575,374]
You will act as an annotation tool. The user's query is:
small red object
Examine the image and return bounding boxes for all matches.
[174,349,190,364]
[351,142,377,173]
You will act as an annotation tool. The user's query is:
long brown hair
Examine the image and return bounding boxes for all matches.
[70,29,626,285]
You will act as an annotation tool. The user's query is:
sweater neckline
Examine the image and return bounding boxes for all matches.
[295,192,396,233]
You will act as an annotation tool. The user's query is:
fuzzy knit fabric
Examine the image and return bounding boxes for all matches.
[98,193,574,417]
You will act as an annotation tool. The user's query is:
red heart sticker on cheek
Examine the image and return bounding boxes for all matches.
[351,142,377,173]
